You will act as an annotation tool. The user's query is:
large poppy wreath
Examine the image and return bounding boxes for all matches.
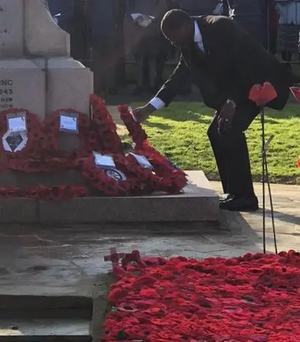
[0,108,42,160]
[0,96,188,199]
[90,94,123,154]
[119,104,187,194]
[41,108,93,159]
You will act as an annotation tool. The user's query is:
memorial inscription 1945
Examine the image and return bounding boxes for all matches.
[0,79,14,109]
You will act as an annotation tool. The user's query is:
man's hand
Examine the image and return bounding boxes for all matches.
[217,100,236,135]
[133,104,156,123]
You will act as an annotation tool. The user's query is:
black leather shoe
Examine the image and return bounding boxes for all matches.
[219,195,259,212]
[219,194,234,204]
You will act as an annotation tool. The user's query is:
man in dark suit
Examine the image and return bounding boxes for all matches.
[133,9,297,212]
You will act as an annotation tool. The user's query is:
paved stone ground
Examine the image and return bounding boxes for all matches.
[0,182,299,297]
[213,182,300,253]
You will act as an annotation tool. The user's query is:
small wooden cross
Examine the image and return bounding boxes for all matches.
[104,247,125,268]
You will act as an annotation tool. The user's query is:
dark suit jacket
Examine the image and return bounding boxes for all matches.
[156,15,292,111]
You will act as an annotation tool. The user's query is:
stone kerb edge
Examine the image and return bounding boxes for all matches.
[0,193,219,224]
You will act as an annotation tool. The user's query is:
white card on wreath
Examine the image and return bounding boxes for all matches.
[130,153,153,169]
[93,152,116,168]
[8,115,27,133]
[60,114,78,132]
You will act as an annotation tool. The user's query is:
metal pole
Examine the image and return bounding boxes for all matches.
[264,154,278,254]
[261,109,278,254]
[261,108,266,254]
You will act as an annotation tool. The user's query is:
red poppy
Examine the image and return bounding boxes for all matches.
[119,105,148,148]
[249,82,278,107]
[102,250,300,342]
[90,94,122,154]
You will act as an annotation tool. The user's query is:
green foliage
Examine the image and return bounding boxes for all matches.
[131,102,300,184]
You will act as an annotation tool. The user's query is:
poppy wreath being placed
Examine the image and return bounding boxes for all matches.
[123,151,186,195]
[122,153,165,194]
[138,143,188,194]
[118,105,187,193]
[114,153,156,195]
[90,94,123,154]
[0,108,43,160]
[82,152,163,196]
[115,150,184,195]
[41,109,92,159]
[118,104,148,148]
[81,154,132,196]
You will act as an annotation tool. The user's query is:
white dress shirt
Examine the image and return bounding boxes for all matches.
[149,21,204,110]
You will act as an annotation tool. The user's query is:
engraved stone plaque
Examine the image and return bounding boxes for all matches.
[0,0,24,58]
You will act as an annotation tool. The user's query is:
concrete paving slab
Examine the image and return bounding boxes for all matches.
[0,226,257,299]
[0,182,298,302]
[0,199,37,223]
[0,318,90,336]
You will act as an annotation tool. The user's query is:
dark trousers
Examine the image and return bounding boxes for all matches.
[207,101,260,197]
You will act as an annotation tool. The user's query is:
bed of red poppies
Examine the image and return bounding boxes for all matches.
[102,250,300,342]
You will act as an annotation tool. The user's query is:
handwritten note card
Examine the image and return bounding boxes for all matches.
[93,152,116,168]
[60,114,78,132]
[8,115,26,133]
[130,153,153,169]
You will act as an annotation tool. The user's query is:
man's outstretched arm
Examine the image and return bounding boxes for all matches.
[133,53,190,122]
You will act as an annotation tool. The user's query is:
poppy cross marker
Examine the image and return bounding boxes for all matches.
[104,247,125,268]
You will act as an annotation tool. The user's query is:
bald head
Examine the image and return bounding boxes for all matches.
[161,9,194,48]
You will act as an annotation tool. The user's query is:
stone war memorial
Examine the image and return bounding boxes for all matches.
[1,2,300,342]
[0,0,219,224]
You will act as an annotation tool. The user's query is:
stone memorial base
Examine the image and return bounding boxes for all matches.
[0,57,93,119]
[0,171,219,224]
[0,0,93,119]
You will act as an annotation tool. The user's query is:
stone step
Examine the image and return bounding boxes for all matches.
[0,296,92,318]
[0,296,93,342]
[0,171,219,224]
[0,318,91,342]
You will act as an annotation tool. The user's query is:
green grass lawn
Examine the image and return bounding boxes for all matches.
[130,102,300,184]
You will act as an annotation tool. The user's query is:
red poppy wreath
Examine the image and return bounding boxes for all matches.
[125,151,187,194]
[118,104,148,148]
[136,144,188,193]
[118,105,187,193]
[81,154,132,196]
[41,109,92,159]
[90,94,123,154]
[0,108,42,160]
[81,149,187,196]
[82,152,165,196]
